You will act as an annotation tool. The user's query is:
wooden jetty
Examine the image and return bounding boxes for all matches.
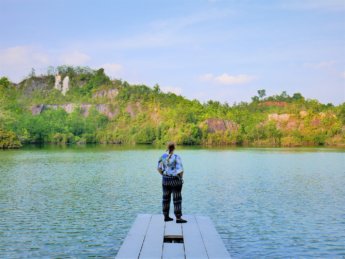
[116,214,231,259]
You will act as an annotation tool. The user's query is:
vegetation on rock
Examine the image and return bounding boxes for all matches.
[0,66,344,148]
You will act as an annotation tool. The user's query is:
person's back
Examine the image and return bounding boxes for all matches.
[157,142,187,223]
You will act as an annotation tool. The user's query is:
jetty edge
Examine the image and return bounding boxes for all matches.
[116,214,231,258]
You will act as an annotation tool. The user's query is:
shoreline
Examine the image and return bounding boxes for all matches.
[2,142,345,151]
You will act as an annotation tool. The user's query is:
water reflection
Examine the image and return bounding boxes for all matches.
[0,146,344,258]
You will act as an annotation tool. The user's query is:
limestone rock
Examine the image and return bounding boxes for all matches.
[80,104,92,117]
[126,102,142,117]
[260,101,287,107]
[268,113,290,122]
[299,111,308,118]
[21,76,51,94]
[30,103,119,119]
[54,74,62,91]
[31,104,45,115]
[62,76,69,95]
[95,104,119,119]
[204,118,239,133]
[61,103,75,113]
[92,88,118,99]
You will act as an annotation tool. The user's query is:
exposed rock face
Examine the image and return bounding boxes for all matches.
[30,103,118,119]
[79,104,91,117]
[54,74,62,91]
[268,113,290,122]
[46,104,59,110]
[95,104,119,119]
[150,107,160,123]
[300,111,308,118]
[319,112,326,118]
[54,74,69,95]
[260,101,287,107]
[204,118,239,133]
[268,113,299,130]
[285,120,298,130]
[92,88,118,99]
[21,76,52,94]
[62,76,69,95]
[126,102,142,117]
[61,103,75,113]
[31,104,45,115]
[311,118,321,127]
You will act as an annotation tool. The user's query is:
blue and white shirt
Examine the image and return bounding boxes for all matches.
[157,153,184,176]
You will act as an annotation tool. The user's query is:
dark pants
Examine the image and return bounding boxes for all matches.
[162,175,183,218]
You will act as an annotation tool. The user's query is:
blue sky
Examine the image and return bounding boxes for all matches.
[1,0,344,104]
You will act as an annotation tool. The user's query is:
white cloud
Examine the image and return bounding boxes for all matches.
[112,32,186,49]
[89,9,233,50]
[199,73,214,81]
[215,73,255,85]
[101,63,123,78]
[149,9,232,31]
[161,86,182,95]
[0,46,94,82]
[304,60,336,69]
[59,50,90,65]
[0,46,50,82]
[199,73,256,85]
[281,0,345,11]
[341,71,345,78]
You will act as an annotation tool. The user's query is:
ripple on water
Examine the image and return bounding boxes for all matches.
[0,147,344,258]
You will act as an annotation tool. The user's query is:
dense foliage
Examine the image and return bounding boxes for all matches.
[0,66,344,148]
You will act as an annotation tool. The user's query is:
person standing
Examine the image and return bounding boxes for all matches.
[157,142,187,223]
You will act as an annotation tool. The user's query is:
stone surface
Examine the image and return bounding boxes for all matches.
[31,104,45,115]
[54,74,62,91]
[268,113,290,122]
[62,76,69,95]
[299,110,308,118]
[126,102,142,117]
[204,118,239,133]
[260,101,287,107]
[95,104,119,119]
[21,77,52,94]
[92,88,118,99]
[30,103,118,119]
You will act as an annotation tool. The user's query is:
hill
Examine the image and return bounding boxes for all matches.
[0,66,344,148]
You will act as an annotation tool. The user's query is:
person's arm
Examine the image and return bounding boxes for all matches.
[157,157,163,175]
[157,168,163,175]
[175,155,184,178]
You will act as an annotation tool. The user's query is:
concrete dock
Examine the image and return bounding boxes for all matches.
[116,214,231,259]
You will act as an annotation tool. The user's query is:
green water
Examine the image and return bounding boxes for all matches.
[0,145,344,258]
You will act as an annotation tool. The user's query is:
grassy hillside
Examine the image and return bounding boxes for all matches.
[1,66,344,148]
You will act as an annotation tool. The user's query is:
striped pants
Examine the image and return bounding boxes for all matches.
[162,175,183,218]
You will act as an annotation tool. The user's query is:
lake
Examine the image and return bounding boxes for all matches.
[0,145,344,258]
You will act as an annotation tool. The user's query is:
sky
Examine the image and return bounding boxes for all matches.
[0,0,344,104]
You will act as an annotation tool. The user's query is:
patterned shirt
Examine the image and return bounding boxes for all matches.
[157,152,184,176]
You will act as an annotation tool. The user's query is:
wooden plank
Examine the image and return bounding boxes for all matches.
[164,220,182,236]
[182,215,208,259]
[162,243,185,259]
[116,214,152,259]
[139,214,165,258]
[196,216,231,259]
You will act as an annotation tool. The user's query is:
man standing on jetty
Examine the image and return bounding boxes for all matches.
[157,142,187,223]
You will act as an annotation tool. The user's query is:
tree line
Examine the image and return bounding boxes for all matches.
[0,66,344,148]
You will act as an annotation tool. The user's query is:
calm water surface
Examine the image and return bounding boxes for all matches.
[0,145,344,258]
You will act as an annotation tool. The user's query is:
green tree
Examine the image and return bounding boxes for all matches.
[257,89,266,100]
[0,128,21,148]
[0,77,10,88]
[292,92,304,101]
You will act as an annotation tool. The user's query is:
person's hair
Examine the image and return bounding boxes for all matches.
[166,141,176,154]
